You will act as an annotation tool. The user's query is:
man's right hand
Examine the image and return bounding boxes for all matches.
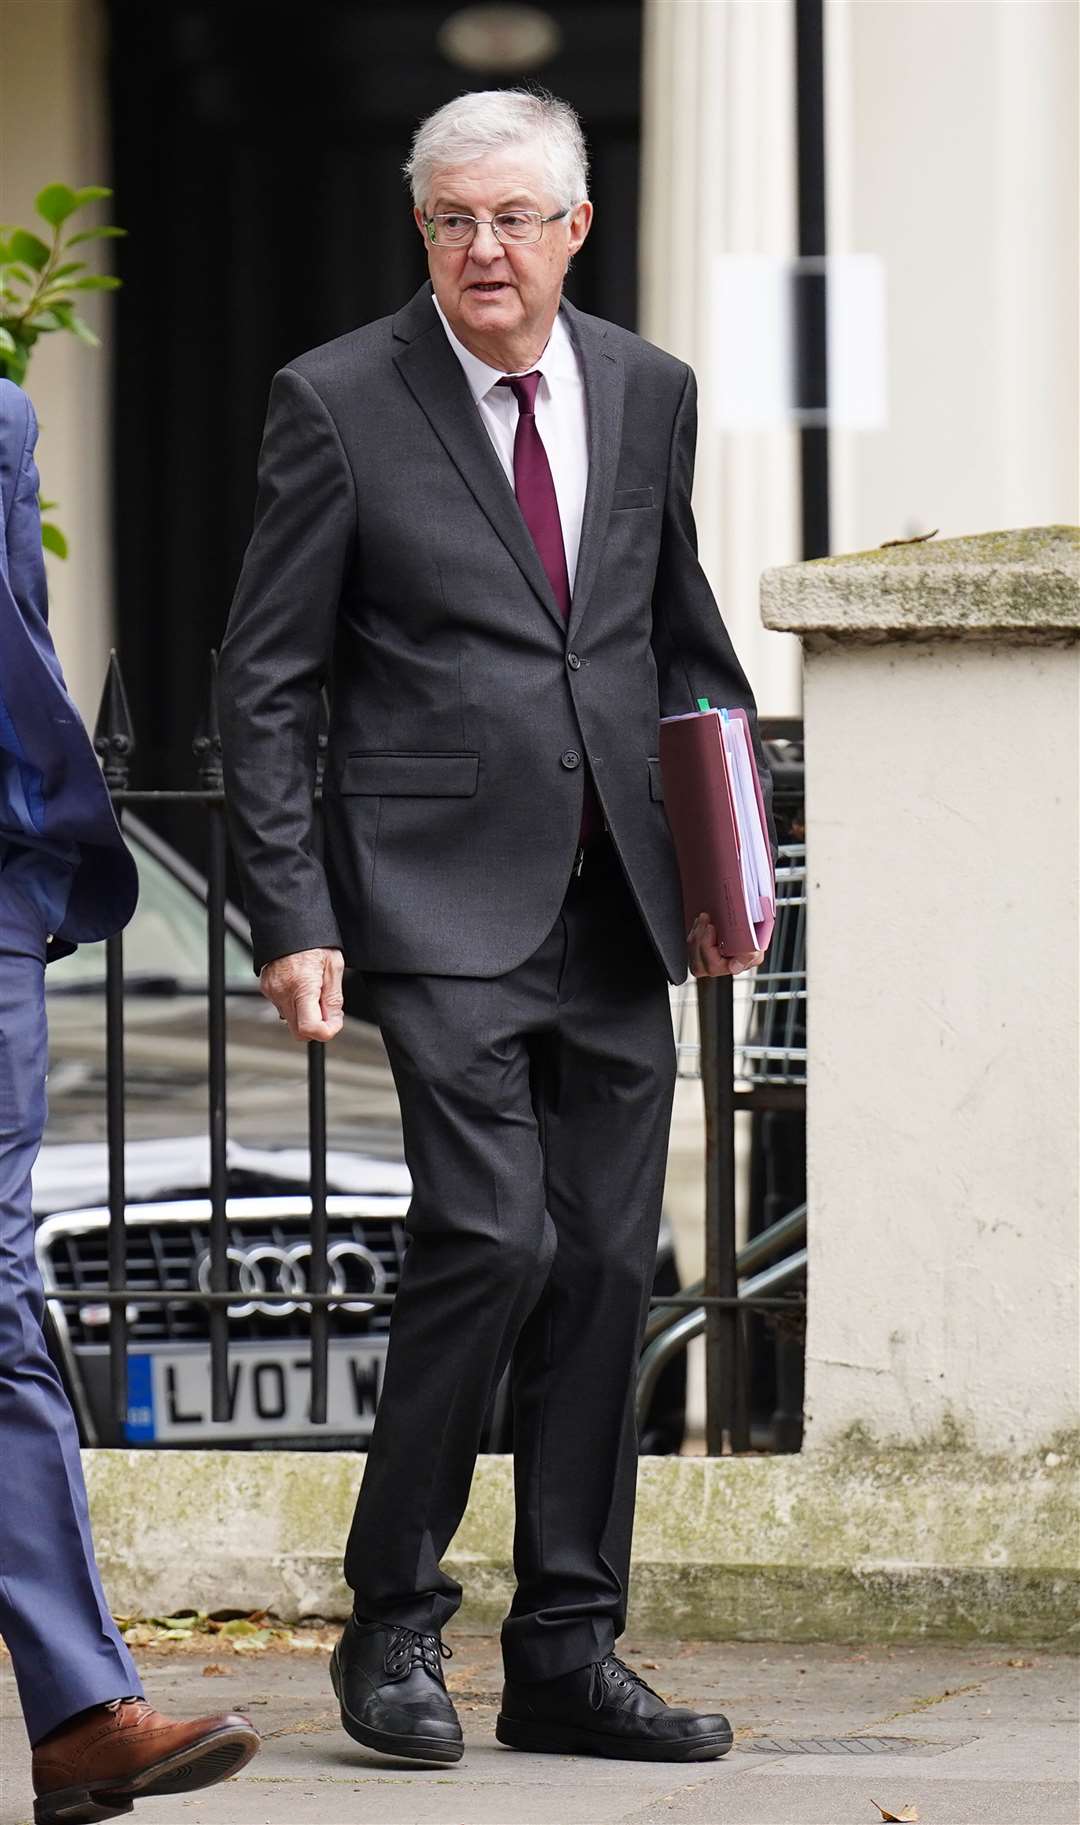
[260,947,345,1043]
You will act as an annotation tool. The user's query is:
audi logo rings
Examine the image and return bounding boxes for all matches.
[194,1240,387,1319]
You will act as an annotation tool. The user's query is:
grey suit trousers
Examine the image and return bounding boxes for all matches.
[343,836,677,1681]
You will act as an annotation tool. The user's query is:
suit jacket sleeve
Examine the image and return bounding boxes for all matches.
[4,388,63,671]
[218,367,353,970]
[650,364,777,859]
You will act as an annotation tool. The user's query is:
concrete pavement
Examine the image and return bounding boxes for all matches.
[2,1635,1076,1825]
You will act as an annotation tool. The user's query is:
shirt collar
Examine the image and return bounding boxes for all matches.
[431,291,578,404]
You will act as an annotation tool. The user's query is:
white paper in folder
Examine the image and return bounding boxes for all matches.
[720,710,774,931]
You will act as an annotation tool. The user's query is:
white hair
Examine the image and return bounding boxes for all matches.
[405,88,589,216]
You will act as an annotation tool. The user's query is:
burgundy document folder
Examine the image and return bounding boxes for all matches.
[658,707,776,957]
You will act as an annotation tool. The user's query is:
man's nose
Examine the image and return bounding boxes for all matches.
[467,221,503,265]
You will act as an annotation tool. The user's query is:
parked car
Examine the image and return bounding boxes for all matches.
[37,817,686,1453]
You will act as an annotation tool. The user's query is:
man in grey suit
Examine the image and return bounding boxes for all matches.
[219,88,771,1768]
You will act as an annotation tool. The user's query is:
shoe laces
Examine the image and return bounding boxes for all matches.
[590,1654,658,1711]
[384,1626,452,1681]
[104,1698,153,1724]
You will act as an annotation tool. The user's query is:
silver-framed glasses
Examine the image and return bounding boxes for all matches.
[424,209,570,247]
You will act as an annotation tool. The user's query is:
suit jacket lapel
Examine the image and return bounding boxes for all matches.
[561,299,624,644]
[392,286,565,632]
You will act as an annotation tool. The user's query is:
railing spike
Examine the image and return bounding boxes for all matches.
[94,648,135,790]
[193,650,224,790]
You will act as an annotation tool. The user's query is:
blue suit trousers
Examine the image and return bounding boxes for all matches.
[0,897,142,1743]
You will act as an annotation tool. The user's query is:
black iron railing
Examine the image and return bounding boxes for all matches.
[42,657,806,1452]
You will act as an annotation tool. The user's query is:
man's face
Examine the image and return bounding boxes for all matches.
[415,147,592,352]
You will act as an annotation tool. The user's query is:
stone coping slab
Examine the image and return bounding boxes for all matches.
[761,525,1080,640]
[81,1441,1078,1645]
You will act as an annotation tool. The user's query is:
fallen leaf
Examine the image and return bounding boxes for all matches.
[120,1625,157,1647]
[260,1711,338,1739]
[1007,1657,1034,1668]
[118,1612,213,1647]
[202,1665,228,1678]
[871,1804,919,1823]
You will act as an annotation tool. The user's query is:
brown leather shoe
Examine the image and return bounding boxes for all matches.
[32,1696,260,1824]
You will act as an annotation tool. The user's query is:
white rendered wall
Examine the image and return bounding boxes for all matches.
[825,0,1080,549]
[0,0,114,721]
[799,637,1079,1451]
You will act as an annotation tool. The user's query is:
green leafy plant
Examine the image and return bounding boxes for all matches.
[0,183,125,557]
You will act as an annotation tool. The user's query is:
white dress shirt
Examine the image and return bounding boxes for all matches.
[432,292,590,589]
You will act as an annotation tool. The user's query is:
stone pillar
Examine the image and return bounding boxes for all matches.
[823,0,1079,551]
[640,0,802,718]
[761,528,1080,1453]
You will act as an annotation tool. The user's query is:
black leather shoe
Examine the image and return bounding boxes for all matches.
[330,1618,464,1764]
[496,1653,733,1762]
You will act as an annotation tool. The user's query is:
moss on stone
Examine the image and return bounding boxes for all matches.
[82,1444,1079,1647]
[761,525,1080,638]
[817,1414,1080,1470]
[804,526,1079,571]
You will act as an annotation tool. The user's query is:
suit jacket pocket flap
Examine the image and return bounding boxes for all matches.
[648,757,664,801]
[339,752,479,796]
[612,487,655,511]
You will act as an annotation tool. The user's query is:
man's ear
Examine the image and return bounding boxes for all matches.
[413,205,430,243]
[567,200,593,259]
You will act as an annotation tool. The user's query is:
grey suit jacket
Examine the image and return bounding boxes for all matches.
[218,282,773,983]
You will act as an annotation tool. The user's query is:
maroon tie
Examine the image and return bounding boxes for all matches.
[498,372,571,618]
[498,371,599,845]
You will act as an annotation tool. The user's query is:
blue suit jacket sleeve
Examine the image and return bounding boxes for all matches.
[0,378,139,948]
[1,383,67,691]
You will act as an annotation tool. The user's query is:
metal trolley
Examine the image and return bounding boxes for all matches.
[637,843,808,1453]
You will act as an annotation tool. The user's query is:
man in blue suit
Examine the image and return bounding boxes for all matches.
[0,378,259,1823]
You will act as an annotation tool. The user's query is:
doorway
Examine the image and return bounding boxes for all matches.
[107,0,643,793]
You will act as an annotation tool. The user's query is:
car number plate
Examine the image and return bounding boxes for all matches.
[124,1340,388,1443]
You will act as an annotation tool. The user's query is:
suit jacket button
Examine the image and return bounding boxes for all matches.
[561,749,581,770]
[566,651,581,670]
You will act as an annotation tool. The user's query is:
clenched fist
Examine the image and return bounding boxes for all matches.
[260,946,345,1043]
[686,913,763,980]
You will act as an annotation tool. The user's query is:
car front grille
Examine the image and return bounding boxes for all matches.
[38,1200,407,1346]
